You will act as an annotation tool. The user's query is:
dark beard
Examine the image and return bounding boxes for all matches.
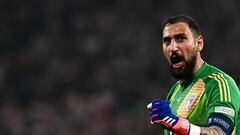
[169,55,196,80]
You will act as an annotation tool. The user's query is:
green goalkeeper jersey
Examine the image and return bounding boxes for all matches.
[164,62,240,135]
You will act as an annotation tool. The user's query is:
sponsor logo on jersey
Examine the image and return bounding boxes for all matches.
[215,106,235,117]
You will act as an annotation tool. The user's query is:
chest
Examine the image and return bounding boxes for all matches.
[170,79,206,119]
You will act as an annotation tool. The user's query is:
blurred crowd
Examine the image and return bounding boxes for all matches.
[0,0,239,135]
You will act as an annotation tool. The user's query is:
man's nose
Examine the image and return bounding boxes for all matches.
[169,40,178,52]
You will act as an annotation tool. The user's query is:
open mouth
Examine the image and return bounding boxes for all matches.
[170,54,184,69]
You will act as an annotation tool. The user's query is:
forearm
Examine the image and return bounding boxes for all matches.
[200,125,225,135]
[176,121,226,135]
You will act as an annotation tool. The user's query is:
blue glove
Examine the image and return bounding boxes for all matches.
[148,99,190,135]
[149,99,179,127]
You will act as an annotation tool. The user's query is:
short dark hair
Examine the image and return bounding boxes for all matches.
[162,14,202,37]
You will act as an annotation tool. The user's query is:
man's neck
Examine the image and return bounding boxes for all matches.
[192,57,204,74]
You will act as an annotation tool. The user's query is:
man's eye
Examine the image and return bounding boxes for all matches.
[163,38,171,45]
[175,36,186,42]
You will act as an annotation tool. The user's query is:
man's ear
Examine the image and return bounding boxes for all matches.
[196,35,204,52]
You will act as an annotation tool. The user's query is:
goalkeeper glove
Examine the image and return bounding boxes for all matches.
[148,99,190,135]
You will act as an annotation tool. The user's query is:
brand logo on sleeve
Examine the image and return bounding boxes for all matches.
[208,117,230,129]
[215,106,235,117]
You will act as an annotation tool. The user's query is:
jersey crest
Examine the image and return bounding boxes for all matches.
[185,95,195,111]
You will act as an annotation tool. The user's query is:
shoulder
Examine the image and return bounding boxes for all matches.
[203,63,238,92]
[205,72,239,102]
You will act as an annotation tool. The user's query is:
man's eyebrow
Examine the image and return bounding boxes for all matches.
[163,33,186,40]
[175,33,187,37]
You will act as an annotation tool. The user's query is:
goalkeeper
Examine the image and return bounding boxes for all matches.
[147,14,240,135]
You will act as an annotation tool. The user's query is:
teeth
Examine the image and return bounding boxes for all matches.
[172,61,184,68]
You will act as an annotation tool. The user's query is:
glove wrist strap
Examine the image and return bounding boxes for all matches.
[171,117,190,135]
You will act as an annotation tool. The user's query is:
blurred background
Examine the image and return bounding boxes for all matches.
[0,0,239,135]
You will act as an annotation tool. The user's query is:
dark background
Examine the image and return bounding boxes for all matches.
[0,0,239,135]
